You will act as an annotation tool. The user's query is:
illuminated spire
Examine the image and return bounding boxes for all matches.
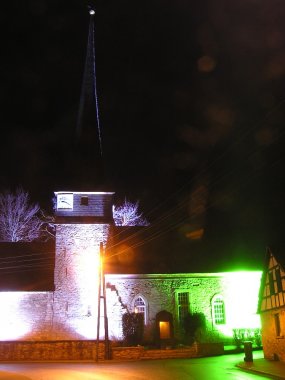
[73,7,105,190]
[77,7,102,153]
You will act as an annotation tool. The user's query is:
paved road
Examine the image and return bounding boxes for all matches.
[0,352,270,380]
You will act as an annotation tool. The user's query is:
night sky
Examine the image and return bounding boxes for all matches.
[1,0,285,272]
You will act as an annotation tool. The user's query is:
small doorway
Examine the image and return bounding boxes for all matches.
[156,310,174,348]
[159,321,171,339]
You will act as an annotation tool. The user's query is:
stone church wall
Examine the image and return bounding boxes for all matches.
[0,271,261,344]
[52,223,111,340]
[105,272,261,344]
[106,274,225,343]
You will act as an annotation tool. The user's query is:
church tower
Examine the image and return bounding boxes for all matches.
[52,9,114,340]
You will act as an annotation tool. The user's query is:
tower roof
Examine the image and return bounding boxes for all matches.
[58,8,106,192]
[77,8,103,155]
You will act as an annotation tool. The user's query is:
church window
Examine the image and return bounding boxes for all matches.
[212,295,226,325]
[133,295,147,324]
[177,292,190,325]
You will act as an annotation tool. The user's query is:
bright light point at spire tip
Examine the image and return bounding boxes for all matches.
[89,9,95,15]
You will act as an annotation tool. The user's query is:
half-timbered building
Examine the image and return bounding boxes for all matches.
[258,248,285,361]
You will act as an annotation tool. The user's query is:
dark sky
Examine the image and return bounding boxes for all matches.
[1,0,285,271]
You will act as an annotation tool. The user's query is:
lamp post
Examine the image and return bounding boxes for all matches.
[96,242,110,361]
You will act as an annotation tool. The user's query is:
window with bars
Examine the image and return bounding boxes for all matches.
[212,295,226,325]
[177,292,190,325]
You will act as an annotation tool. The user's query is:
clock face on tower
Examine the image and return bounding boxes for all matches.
[57,193,73,210]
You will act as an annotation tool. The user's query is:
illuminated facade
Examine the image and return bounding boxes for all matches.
[0,190,262,345]
[106,272,262,343]
[258,248,285,361]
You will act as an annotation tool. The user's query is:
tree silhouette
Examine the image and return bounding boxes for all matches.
[0,188,50,242]
[113,199,149,226]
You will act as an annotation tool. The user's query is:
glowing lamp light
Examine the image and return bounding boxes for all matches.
[71,244,101,338]
[78,247,100,286]
[72,317,97,339]
[213,271,262,337]
[226,271,262,326]
[159,321,171,339]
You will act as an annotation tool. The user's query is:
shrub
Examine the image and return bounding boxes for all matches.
[183,312,206,345]
[233,328,262,348]
[122,312,144,346]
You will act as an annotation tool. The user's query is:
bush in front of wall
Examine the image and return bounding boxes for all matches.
[122,312,144,346]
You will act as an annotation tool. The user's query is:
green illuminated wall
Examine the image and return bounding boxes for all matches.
[106,271,262,343]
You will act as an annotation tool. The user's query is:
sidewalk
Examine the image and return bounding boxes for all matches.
[237,357,285,379]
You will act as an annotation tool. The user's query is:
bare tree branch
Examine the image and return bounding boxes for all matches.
[113,199,149,226]
[0,188,53,242]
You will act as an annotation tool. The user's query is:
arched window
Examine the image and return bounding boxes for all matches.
[212,295,226,325]
[132,295,148,324]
